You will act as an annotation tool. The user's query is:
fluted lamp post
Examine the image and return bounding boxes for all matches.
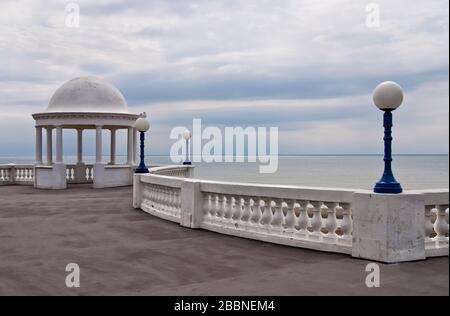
[373,81,404,194]
[182,130,192,165]
[134,117,150,174]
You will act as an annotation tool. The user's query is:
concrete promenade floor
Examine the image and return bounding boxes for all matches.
[0,185,448,296]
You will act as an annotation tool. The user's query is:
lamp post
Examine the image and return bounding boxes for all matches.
[372,81,404,194]
[134,117,150,174]
[182,130,192,165]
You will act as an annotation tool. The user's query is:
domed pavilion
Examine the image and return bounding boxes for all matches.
[32,76,140,189]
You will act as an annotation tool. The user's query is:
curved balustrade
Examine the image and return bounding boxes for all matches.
[134,166,193,222]
[134,166,355,254]
[134,166,449,261]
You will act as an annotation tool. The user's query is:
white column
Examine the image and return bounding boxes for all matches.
[133,128,137,164]
[46,127,53,165]
[35,126,43,164]
[55,126,63,163]
[110,129,116,165]
[77,128,83,164]
[96,125,103,164]
[127,126,133,165]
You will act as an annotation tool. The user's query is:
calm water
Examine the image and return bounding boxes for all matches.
[1,155,448,190]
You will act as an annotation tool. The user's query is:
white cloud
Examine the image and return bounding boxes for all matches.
[0,0,448,156]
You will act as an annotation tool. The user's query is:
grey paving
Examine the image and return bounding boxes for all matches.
[0,185,448,296]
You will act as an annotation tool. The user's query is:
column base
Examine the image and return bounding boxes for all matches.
[34,163,67,189]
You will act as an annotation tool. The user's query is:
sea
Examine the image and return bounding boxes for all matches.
[1,155,448,190]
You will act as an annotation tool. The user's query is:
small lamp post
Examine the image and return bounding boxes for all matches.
[134,117,150,174]
[182,130,192,165]
[372,81,404,194]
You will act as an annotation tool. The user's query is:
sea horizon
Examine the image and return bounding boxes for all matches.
[2,154,448,190]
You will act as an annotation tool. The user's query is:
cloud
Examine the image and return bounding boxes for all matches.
[0,0,448,156]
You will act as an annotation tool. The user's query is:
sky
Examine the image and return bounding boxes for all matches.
[0,0,448,157]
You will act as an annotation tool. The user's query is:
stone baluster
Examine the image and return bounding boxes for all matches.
[250,197,263,227]
[157,187,163,211]
[241,196,252,223]
[297,201,310,236]
[173,190,180,213]
[163,188,170,212]
[210,195,218,218]
[260,199,273,226]
[434,205,449,242]
[233,196,243,222]
[146,185,152,204]
[310,202,322,238]
[215,195,224,222]
[340,203,353,242]
[223,196,234,225]
[168,189,175,214]
[325,203,338,239]
[155,187,162,210]
[424,205,435,240]
[203,194,211,218]
[270,199,284,233]
[152,187,157,207]
[175,190,181,211]
[284,200,297,234]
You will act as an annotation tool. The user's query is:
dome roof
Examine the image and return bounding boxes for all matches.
[46,76,129,113]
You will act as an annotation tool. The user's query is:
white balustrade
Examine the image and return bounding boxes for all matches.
[0,164,34,185]
[418,190,449,257]
[65,164,94,184]
[199,190,353,254]
[133,166,449,261]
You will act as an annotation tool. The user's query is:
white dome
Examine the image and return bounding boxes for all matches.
[46,76,129,113]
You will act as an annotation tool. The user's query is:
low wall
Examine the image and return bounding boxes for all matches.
[93,164,135,188]
[133,165,449,263]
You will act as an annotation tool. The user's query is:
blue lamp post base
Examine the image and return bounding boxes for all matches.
[135,166,149,174]
[135,131,149,174]
[374,180,403,194]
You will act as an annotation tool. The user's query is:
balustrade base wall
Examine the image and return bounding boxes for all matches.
[134,166,449,264]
